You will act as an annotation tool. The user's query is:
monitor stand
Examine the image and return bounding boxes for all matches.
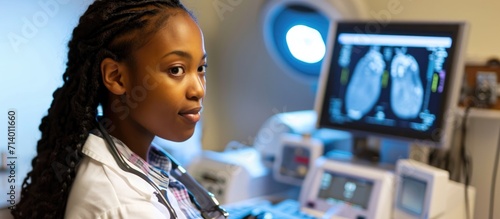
[352,136,411,166]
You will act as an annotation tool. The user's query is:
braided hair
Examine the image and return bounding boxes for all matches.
[12,1,191,218]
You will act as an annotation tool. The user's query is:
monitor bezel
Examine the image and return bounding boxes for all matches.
[393,159,449,219]
[316,170,375,210]
[314,21,469,148]
[273,133,324,186]
[300,157,394,218]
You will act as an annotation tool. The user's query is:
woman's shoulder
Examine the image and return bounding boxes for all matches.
[64,133,175,218]
[65,157,121,216]
[65,157,166,218]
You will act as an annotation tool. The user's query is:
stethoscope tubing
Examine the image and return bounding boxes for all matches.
[97,122,178,219]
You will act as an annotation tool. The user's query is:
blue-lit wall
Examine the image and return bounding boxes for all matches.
[0,0,91,160]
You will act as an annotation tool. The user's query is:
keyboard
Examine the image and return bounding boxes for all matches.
[222,198,272,218]
[223,198,317,219]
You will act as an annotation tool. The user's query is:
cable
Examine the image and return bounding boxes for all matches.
[153,146,229,219]
[489,127,500,219]
[459,104,472,219]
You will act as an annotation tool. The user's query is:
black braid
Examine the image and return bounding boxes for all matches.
[12,1,189,218]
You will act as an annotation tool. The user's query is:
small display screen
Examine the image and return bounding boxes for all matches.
[279,145,311,179]
[398,176,427,215]
[317,171,373,209]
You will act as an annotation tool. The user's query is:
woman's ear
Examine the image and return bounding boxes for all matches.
[101,58,126,95]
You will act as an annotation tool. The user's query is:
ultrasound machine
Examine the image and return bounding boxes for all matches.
[214,20,473,219]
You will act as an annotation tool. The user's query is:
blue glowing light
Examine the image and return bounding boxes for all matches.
[285,25,326,64]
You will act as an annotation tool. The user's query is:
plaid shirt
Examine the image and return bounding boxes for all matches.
[95,130,202,219]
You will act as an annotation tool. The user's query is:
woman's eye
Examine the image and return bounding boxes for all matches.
[197,65,207,73]
[169,66,185,76]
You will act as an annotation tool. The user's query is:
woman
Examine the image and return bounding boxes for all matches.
[13,1,215,218]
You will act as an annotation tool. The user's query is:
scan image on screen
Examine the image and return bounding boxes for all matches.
[390,49,424,119]
[317,171,373,209]
[317,22,466,144]
[331,34,450,131]
[345,47,385,120]
[398,176,427,215]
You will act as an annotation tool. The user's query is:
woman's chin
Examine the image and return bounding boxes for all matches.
[158,131,194,142]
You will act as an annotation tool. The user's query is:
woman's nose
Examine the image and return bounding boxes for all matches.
[186,73,205,100]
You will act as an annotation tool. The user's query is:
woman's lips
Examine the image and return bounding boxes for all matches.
[179,112,200,123]
[179,107,202,123]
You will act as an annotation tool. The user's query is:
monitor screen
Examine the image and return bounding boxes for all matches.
[316,21,468,146]
[279,145,311,179]
[317,171,374,209]
[300,157,394,219]
[393,159,450,219]
[397,175,427,215]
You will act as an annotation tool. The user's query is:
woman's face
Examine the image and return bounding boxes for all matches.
[121,10,207,142]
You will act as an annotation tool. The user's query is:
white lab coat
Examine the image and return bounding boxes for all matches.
[65,134,188,219]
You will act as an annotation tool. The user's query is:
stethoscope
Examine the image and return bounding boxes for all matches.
[97,121,179,218]
[96,120,228,219]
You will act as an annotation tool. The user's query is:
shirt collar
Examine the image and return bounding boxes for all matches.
[148,145,173,172]
[89,129,171,188]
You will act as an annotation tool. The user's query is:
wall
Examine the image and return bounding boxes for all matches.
[363,0,500,62]
[456,110,500,219]
[0,0,92,158]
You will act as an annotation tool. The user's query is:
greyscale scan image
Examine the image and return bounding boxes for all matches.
[345,47,386,120]
[328,35,450,133]
[345,46,425,120]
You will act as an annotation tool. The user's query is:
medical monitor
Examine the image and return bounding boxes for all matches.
[273,133,324,186]
[315,21,469,148]
[299,157,394,219]
[394,159,449,219]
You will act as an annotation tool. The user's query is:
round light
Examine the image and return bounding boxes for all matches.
[286,25,326,64]
[261,0,368,84]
